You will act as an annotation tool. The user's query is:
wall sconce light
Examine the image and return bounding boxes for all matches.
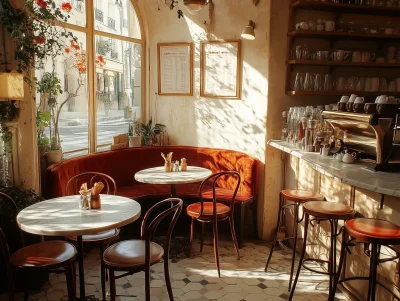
[241,20,256,40]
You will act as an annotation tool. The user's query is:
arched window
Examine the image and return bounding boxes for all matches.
[36,0,144,157]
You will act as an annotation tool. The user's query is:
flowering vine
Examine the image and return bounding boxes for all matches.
[0,0,79,81]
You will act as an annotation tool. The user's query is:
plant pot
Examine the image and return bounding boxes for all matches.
[44,150,63,166]
[128,136,141,147]
[124,110,133,119]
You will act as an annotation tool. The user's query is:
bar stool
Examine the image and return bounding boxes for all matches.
[289,201,355,301]
[329,218,400,301]
[265,189,325,291]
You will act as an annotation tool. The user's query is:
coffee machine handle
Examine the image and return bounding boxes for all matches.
[393,114,400,145]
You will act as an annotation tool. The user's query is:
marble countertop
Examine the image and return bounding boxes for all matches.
[135,166,212,185]
[269,140,400,198]
[17,195,141,236]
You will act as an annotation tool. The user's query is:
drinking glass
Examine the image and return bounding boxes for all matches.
[293,73,305,91]
[302,45,311,60]
[380,77,388,92]
[303,73,312,91]
[324,74,333,91]
[314,73,322,91]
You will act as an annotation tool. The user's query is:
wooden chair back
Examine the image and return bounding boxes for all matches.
[66,172,117,195]
[140,198,183,263]
[197,171,241,219]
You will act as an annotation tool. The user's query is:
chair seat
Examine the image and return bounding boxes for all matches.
[186,202,230,219]
[10,241,76,269]
[346,218,400,244]
[303,201,355,219]
[66,229,120,243]
[103,240,164,269]
[281,189,325,203]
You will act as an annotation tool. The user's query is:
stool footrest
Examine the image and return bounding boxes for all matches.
[301,258,330,276]
[338,277,400,301]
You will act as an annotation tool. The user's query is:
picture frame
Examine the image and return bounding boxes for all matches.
[157,42,194,96]
[200,40,242,99]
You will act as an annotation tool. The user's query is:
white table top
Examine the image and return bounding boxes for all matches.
[135,166,212,185]
[17,195,141,236]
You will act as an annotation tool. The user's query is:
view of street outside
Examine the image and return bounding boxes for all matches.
[36,0,142,158]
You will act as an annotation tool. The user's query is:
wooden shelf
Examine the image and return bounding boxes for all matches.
[286,90,400,97]
[292,0,400,16]
[287,60,400,68]
[288,30,400,41]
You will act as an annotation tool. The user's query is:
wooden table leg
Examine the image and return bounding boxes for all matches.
[77,235,86,301]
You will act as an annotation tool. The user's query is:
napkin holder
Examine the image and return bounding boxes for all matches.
[90,195,101,209]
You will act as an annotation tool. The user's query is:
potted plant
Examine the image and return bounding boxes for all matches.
[128,118,141,147]
[124,105,133,119]
[140,117,165,146]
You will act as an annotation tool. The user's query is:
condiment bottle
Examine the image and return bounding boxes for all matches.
[181,158,187,171]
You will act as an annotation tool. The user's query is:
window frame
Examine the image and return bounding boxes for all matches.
[55,0,145,155]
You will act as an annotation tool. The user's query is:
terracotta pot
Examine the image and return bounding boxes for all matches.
[44,150,63,166]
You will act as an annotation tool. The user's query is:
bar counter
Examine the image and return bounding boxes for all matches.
[268,139,400,301]
[268,140,400,197]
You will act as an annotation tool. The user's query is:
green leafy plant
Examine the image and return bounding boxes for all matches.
[0,101,20,154]
[0,0,78,81]
[140,117,165,146]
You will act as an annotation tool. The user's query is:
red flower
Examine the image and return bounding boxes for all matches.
[33,36,46,44]
[65,47,71,53]
[61,2,72,12]
[98,55,105,63]
[36,0,47,8]
[72,44,80,51]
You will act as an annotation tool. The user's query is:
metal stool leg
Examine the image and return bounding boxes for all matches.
[288,202,299,292]
[329,227,347,301]
[289,213,310,301]
[265,192,284,272]
[367,243,379,301]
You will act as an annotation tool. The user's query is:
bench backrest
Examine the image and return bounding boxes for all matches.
[46,146,260,199]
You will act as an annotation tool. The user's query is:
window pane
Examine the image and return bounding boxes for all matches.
[94,0,141,39]
[36,30,88,156]
[95,37,142,151]
[56,0,86,27]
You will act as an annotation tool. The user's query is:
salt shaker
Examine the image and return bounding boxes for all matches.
[174,160,180,172]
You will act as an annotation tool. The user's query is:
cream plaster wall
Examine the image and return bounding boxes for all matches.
[138,0,270,236]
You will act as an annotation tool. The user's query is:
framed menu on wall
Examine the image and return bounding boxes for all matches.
[157,42,194,96]
[200,40,241,99]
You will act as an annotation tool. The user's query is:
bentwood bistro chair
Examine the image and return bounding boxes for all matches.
[186,171,241,277]
[0,192,77,301]
[103,198,183,301]
[65,172,118,301]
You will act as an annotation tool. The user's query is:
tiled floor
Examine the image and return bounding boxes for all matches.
[3,239,347,301]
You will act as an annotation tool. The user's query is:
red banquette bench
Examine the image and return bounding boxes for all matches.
[45,146,260,247]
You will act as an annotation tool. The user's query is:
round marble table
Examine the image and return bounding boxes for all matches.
[135,166,212,196]
[17,194,141,301]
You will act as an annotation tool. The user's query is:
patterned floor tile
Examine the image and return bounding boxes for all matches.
[1,240,350,301]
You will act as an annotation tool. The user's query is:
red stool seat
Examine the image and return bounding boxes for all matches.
[346,218,400,245]
[281,190,324,203]
[303,201,355,219]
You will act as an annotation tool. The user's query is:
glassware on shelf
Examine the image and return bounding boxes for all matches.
[314,74,323,91]
[324,74,333,91]
[293,72,305,91]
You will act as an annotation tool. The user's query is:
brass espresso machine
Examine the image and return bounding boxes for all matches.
[322,111,400,172]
